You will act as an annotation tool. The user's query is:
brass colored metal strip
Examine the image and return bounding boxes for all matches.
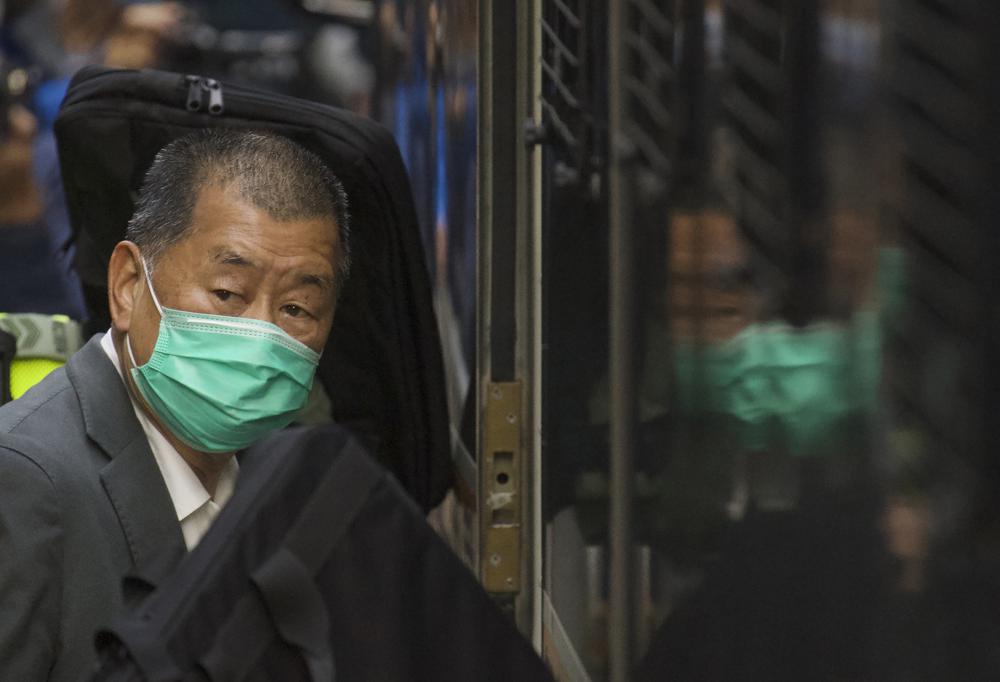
[481,381,522,593]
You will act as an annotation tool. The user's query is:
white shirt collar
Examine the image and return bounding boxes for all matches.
[100,330,238,548]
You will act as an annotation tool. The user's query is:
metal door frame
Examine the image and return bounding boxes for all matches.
[477,0,544,643]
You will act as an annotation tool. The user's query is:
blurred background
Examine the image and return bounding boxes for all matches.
[4,0,1000,680]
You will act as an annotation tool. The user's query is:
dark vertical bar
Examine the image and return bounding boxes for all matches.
[0,330,15,405]
[977,0,1000,527]
[784,0,827,324]
[677,0,708,198]
[608,0,638,678]
[490,0,519,380]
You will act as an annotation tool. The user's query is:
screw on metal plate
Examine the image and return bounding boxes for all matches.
[489,553,502,567]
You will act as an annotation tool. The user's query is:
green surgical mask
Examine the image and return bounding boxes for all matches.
[127,260,321,453]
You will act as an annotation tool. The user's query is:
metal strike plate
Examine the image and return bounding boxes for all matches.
[481,381,522,593]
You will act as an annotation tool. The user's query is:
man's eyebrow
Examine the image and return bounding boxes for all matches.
[297,273,334,290]
[213,250,258,268]
[211,251,332,290]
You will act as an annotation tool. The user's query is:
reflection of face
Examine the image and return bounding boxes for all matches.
[123,183,341,370]
[667,209,754,342]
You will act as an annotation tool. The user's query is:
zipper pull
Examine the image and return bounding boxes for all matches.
[185,75,202,112]
[202,78,224,115]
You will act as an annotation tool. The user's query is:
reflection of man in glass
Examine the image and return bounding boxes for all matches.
[633,201,896,680]
[658,206,882,471]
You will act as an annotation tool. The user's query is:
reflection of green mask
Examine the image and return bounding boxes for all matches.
[128,261,321,453]
[673,313,879,455]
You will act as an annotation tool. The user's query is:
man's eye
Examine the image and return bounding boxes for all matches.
[282,304,306,318]
[213,289,234,302]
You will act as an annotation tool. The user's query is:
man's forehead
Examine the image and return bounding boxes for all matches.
[194,168,339,226]
[188,184,339,241]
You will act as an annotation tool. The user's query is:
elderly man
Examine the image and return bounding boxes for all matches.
[0,129,349,680]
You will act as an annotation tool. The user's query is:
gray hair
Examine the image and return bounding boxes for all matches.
[126,129,351,288]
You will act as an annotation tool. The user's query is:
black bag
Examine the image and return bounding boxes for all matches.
[91,425,552,682]
[54,66,451,511]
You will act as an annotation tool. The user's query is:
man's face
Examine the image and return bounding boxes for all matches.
[118,182,341,368]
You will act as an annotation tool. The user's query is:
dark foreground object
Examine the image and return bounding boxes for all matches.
[91,425,552,682]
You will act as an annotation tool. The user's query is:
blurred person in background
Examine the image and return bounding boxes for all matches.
[2,0,375,315]
[0,0,183,324]
[0,56,84,316]
[162,0,373,111]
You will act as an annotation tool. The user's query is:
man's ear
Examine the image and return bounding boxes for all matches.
[108,241,144,334]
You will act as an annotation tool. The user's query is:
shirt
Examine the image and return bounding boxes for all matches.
[100,330,238,550]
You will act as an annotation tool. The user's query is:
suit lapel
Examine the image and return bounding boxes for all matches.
[67,335,186,572]
[99,434,187,571]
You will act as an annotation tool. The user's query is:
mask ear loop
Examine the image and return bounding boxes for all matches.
[126,256,163,369]
[141,258,165,317]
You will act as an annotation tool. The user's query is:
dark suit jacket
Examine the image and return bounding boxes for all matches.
[0,335,186,681]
